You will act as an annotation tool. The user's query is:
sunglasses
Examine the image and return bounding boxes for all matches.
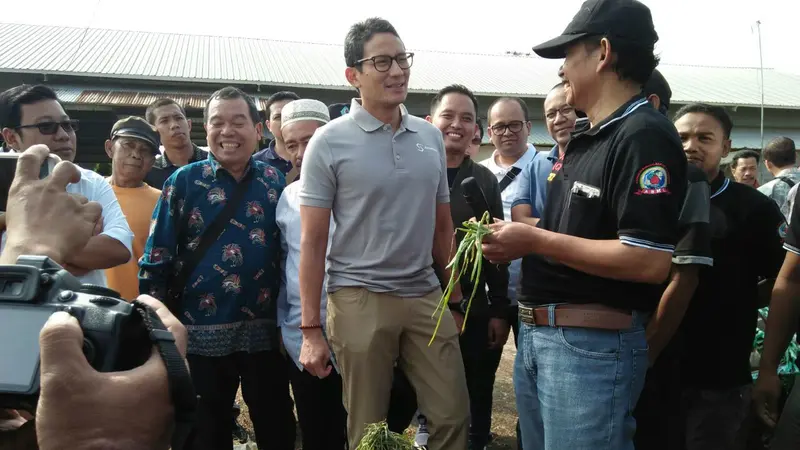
[15,120,80,135]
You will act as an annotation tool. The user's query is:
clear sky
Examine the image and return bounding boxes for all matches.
[4,0,799,74]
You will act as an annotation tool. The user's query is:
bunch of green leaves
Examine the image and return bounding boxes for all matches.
[355,421,413,450]
[429,211,493,345]
[751,306,800,382]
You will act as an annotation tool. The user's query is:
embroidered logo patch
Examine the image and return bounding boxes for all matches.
[779,221,788,239]
[634,163,670,195]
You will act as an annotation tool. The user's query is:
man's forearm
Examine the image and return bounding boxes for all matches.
[433,227,459,291]
[760,276,800,372]
[646,264,699,354]
[511,204,539,227]
[532,228,672,284]
[67,236,130,270]
[299,236,327,326]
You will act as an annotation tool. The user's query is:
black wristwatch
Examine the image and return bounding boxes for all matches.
[447,298,468,314]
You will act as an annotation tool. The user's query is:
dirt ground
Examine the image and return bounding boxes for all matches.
[235,338,519,449]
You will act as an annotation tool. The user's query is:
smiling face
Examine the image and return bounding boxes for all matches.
[431,92,478,156]
[543,85,577,148]
[345,32,410,109]
[204,97,262,170]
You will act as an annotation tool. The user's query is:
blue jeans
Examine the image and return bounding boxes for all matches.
[514,305,649,450]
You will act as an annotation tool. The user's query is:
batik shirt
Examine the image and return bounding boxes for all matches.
[139,153,285,357]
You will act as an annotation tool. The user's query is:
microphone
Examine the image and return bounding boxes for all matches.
[461,177,493,222]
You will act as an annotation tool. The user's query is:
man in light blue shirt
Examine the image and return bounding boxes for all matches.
[274,99,346,450]
[510,83,579,225]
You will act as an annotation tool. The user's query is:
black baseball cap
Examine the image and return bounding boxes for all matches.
[532,0,658,59]
[110,116,161,155]
[328,103,350,120]
[643,69,672,111]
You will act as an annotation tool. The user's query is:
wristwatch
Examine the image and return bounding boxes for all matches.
[447,298,468,315]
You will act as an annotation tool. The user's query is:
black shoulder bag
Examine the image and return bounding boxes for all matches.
[778,176,796,188]
[165,171,253,314]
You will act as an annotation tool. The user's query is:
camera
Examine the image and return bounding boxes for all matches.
[0,255,152,412]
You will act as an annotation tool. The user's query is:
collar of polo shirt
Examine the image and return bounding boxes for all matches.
[348,99,419,134]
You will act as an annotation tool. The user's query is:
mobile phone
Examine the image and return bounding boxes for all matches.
[0,152,60,212]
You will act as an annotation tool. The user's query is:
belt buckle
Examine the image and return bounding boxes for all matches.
[519,306,535,325]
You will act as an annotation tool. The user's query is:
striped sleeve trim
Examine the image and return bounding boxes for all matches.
[784,243,800,256]
[672,255,714,267]
[619,236,675,253]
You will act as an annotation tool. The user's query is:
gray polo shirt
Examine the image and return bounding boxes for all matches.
[299,99,448,297]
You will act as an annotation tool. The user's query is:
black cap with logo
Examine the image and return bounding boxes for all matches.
[532,0,658,59]
[110,117,161,155]
[328,103,351,120]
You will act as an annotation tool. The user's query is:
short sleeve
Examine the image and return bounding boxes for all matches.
[510,157,534,209]
[88,172,134,256]
[436,132,449,204]
[672,166,713,266]
[781,184,798,221]
[298,132,337,209]
[609,128,687,253]
[784,192,800,255]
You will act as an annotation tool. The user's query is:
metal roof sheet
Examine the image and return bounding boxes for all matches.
[3,23,800,109]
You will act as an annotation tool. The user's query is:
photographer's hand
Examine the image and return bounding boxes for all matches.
[0,145,101,265]
[36,295,188,450]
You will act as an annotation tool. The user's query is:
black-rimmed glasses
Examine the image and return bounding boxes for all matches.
[490,121,525,134]
[355,52,414,72]
[15,120,80,135]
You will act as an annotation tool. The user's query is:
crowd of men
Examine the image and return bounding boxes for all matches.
[1,0,800,449]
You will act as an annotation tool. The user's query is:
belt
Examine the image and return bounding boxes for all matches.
[518,303,633,330]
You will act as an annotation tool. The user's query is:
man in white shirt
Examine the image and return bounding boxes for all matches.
[0,84,133,286]
[274,99,345,450]
[759,136,800,212]
[479,96,537,345]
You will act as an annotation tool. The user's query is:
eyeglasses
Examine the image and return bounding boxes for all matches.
[15,120,80,135]
[490,121,525,134]
[545,106,575,120]
[355,52,414,72]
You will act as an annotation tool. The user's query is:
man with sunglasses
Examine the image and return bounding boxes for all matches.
[298,18,469,449]
[0,84,133,286]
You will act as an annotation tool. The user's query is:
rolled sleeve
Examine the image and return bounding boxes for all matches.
[610,129,687,253]
[92,176,134,258]
[298,133,337,209]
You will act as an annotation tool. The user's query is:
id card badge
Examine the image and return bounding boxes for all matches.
[571,181,601,199]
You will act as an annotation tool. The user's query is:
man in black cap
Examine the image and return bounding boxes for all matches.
[480,0,687,448]
[103,117,163,301]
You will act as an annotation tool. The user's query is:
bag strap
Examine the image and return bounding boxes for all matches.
[778,176,796,188]
[498,166,522,192]
[166,170,253,313]
[131,299,197,450]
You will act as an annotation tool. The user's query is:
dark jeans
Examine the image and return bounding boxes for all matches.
[634,336,684,450]
[187,350,296,450]
[772,375,800,450]
[288,360,347,450]
[388,313,504,449]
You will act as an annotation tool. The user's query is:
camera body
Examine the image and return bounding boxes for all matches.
[0,256,152,411]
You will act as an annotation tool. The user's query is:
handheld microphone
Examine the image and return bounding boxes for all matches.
[461,177,493,222]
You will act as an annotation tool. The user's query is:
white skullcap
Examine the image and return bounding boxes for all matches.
[280,99,330,129]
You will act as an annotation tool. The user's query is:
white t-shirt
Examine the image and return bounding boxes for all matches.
[2,165,134,286]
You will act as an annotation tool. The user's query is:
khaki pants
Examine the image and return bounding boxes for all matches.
[327,287,469,450]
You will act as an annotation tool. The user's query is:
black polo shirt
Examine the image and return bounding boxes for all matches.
[679,174,786,389]
[519,96,687,312]
[672,164,713,267]
[144,143,207,190]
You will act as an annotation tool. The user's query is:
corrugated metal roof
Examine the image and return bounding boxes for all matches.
[3,23,800,109]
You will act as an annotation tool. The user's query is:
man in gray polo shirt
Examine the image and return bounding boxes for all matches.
[297,17,470,449]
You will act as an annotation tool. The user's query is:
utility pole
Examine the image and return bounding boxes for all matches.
[756,20,765,148]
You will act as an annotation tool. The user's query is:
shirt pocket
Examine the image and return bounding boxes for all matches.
[560,182,604,237]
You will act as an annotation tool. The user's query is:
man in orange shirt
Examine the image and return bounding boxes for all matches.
[104,117,162,300]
